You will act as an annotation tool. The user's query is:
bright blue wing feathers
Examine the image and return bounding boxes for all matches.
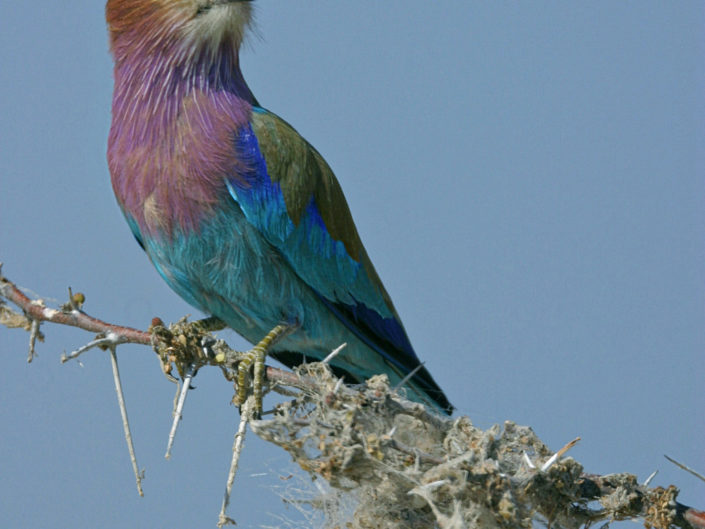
[227,108,420,375]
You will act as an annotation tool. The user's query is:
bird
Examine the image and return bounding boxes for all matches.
[105,0,453,415]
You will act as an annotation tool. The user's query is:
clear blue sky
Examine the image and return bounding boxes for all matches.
[1,2,703,528]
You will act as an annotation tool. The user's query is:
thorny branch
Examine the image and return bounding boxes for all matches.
[0,265,299,386]
[2,267,703,529]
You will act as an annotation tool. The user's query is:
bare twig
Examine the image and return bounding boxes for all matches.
[684,509,705,529]
[1,272,151,344]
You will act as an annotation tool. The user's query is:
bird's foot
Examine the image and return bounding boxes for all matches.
[150,315,226,381]
[236,323,292,418]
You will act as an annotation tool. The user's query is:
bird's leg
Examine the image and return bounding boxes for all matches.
[237,323,292,418]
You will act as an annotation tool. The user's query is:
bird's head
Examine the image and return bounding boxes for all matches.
[106,0,254,66]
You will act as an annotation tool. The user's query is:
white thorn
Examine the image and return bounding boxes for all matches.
[410,479,448,493]
[28,318,40,362]
[540,452,560,472]
[62,333,124,363]
[522,451,537,469]
[541,437,580,472]
[109,346,143,496]
[393,362,425,393]
[664,454,705,483]
[218,396,253,527]
[322,343,347,364]
[643,470,658,486]
[165,364,196,459]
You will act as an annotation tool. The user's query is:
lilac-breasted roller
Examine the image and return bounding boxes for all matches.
[106,0,453,414]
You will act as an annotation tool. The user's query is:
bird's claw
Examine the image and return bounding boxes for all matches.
[236,346,266,419]
[150,315,226,382]
[235,323,292,419]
